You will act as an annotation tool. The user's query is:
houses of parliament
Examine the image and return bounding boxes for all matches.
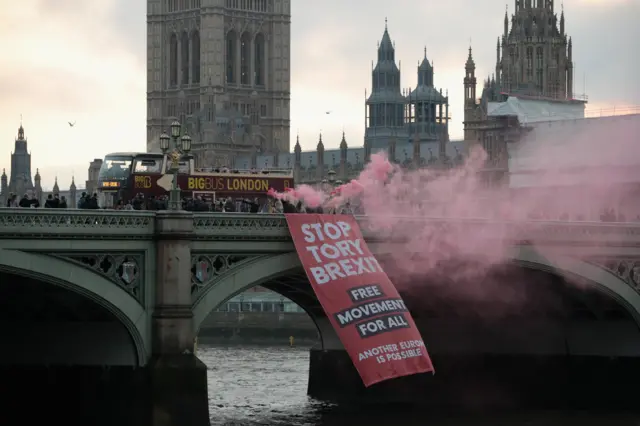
[145,0,582,185]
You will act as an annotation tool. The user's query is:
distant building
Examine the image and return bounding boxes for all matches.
[233,19,466,185]
[86,158,103,195]
[54,178,84,208]
[1,124,43,205]
[0,122,85,207]
[216,291,305,314]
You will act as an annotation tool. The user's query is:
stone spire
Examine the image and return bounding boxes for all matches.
[69,176,77,208]
[465,45,475,71]
[316,133,324,151]
[293,134,301,183]
[417,46,434,87]
[339,131,347,150]
[504,5,509,36]
[33,169,42,205]
[339,132,348,180]
[1,169,7,202]
[294,134,301,153]
[464,46,477,108]
[316,133,325,182]
[53,177,60,195]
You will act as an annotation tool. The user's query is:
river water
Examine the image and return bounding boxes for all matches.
[199,344,639,426]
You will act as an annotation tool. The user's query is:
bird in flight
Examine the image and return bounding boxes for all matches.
[68,121,76,127]
[325,111,332,114]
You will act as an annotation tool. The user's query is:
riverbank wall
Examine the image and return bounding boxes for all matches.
[198,312,318,343]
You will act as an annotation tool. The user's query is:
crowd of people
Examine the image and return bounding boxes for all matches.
[109,193,358,214]
[3,192,70,208]
[3,191,638,222]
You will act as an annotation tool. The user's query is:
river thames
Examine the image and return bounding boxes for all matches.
[200,343,639,426]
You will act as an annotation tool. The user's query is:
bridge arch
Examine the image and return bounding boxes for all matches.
[192,246,640,335]
[509,246,640,325]
[192,252,344,349]
[0,249,148,365]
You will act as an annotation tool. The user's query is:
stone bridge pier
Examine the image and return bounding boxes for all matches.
[147,211,209,426]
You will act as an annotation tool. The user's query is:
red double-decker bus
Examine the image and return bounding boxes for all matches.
[97,152,293,208]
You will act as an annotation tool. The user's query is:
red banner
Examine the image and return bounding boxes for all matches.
[286,214,434,386]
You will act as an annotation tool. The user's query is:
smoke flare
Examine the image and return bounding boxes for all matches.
[271,116,640,314]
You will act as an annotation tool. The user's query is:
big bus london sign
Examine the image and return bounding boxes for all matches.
[130,173,292,194]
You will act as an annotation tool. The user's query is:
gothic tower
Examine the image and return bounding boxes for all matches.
[146,0,291,164]
[9,124,35,197]
[364,20,406,150]
[0,169,7,206]
[497,0,573,99]
[406,48,449,143]
[463,46,477,143]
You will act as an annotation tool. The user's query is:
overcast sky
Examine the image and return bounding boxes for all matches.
[0,0,637,189]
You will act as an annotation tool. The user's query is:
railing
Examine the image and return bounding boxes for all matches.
[0,209,639,243]
[192,213,640,243]
[0,208,155,239]
[516,105,640,127]
[584,106,640,118]
[193,167,293,176]
[570,93,589,102]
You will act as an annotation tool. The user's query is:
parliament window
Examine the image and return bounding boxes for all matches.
[226,0,268,11]
[536,47,543,90]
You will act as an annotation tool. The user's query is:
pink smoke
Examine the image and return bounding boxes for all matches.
[272,115,640,315]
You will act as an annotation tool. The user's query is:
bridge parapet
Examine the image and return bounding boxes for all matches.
[0,209,639,246]
[356,217,640,247]
[193,213,640,246]
[0,208,155,239]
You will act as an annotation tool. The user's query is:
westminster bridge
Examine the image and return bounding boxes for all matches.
[1,208,640,424]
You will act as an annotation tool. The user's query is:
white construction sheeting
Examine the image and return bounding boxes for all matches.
[487,96,585,124]
[507,114,640,188]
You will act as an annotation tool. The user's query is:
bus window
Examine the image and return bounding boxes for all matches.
[133,158,163,174]
[165,158,190,174]
[99,156,133,181]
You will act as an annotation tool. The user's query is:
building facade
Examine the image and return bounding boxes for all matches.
[497,0,573,99]
[146,0,291,167]
[85,158,103,196]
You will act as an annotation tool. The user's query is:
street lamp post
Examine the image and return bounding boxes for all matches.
[159,120,192,210]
